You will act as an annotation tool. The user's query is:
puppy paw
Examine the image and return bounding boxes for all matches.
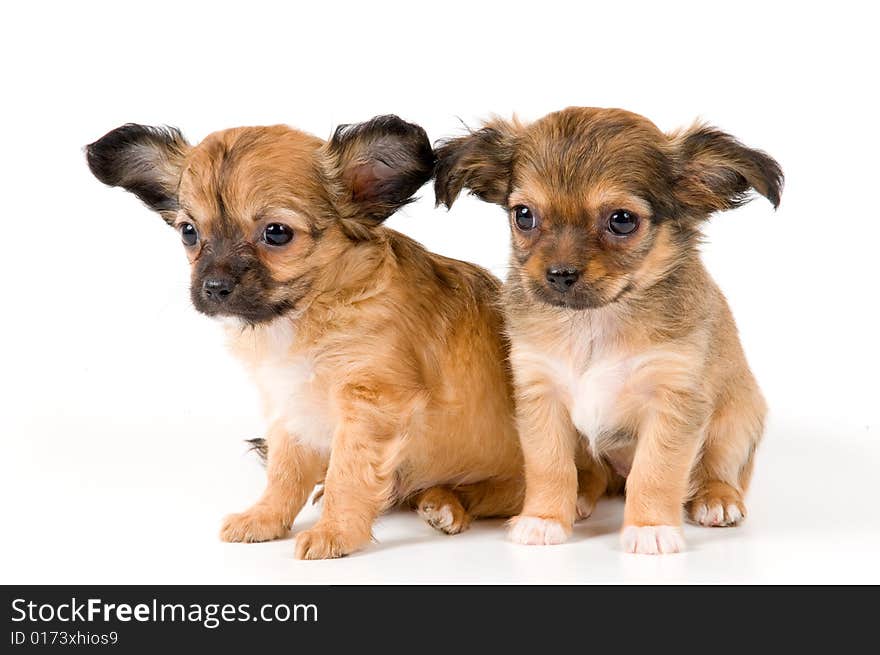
[220,507,289,543]
[575,495,595,521]
[294,526,363,560]
[621,525,685,554]
[687,482,746,527]
[508,515,570,545]
[416,488,471,535]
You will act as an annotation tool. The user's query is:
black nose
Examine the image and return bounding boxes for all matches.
[546,267,580,293]
[202,277,235,302]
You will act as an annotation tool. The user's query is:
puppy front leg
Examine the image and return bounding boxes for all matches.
[508,391,578,545]
[221,424,324,543]
[621,410,703,554]
[294,418,396,560]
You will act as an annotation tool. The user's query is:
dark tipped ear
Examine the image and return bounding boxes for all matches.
[86,123,190,221]
[672,123,783,214]
[434,118,519,208]
[324,115,434,223]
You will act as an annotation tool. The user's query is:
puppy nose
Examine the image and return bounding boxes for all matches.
[546,267,580,293]
[202,277,235,302]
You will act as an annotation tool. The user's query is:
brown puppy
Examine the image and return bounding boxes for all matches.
[435,107,782,554]
[86,116,525,559]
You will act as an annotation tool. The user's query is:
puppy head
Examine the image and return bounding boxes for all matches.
[435,107,782,310]
[86,116,433,323]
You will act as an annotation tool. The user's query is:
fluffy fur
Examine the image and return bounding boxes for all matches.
[435,107,782,554]
[86,116,527,559]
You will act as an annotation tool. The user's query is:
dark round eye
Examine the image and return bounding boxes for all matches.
[513,205,538,231]
[180,222,198,246]
[263,223,293,246]
[608,210,638,235]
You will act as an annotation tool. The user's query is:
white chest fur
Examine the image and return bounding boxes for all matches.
[568,352,634,446]
[511,309,656,451]
[224,318,336,454]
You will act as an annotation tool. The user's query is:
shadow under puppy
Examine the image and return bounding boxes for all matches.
[86,116,525,559]
[435,107,782,554]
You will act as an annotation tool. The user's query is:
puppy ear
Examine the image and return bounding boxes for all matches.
[672,123,783,214]
[86,123,190,222]
[434,118,519,208]
[324,115,434,223]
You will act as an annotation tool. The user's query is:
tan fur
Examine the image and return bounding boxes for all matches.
[189,126,528,559]
[87,118,531,559]
[222,227,527,559]
[435,107,782,553]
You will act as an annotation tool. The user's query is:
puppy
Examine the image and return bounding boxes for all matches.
[435,107,782,554]
[86,116,525,559]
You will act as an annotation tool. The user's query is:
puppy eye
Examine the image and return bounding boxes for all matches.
[263,223,294,246]
[513,205,538,231]
[180,222,198,247]
[608,210,639,236]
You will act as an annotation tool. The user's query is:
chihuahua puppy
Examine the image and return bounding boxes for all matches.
[435,107,782,554]
[86,116,526,559]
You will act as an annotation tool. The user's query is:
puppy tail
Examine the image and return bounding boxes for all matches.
[245,438,268,466]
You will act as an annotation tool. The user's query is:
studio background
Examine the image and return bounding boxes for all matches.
[2,0,878,583]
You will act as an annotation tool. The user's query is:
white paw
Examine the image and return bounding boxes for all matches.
[417,500,469,535]
[576,496,595,521]
[420,504,454,530]
[692,502,744,527]
[621,525,685,555]
[508,516,570,545]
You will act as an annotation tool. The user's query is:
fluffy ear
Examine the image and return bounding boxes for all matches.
[323,115,434,223]
[86,123,190,222]
[672,123,783,214]
[434,118,519,208]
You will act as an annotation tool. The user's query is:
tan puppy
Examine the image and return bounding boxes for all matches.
[86,116,525,559]
[435,107,782,554]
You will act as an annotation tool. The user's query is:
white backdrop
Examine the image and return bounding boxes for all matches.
[2,0,878,583]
